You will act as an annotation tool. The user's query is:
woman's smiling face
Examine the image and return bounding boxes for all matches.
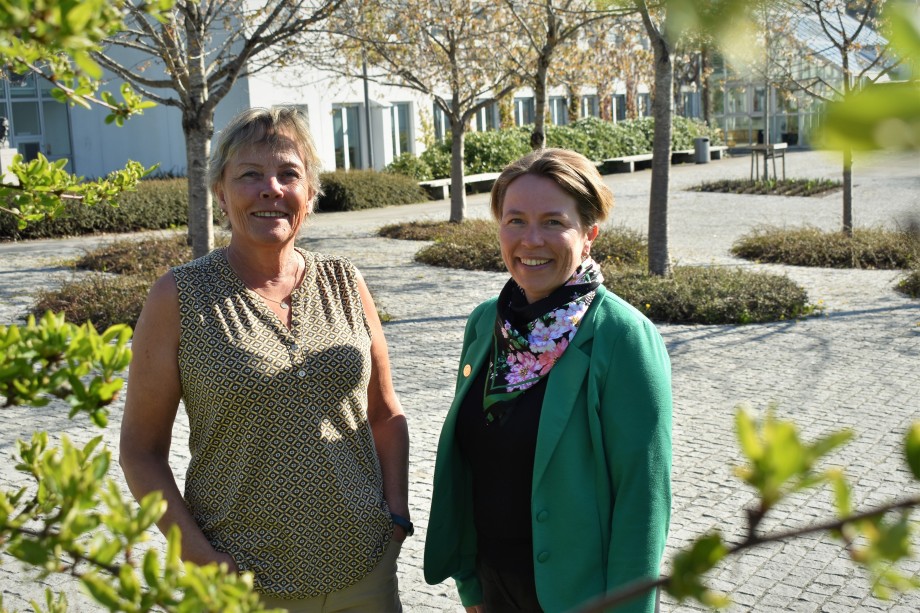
[216,134,312,247]
[499,174,598,304]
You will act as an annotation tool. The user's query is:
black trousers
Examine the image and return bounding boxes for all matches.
[476,557,544,613]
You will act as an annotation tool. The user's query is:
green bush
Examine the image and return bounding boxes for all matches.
[731,226,920,269]
[694,178,841,197]
[603,264,815,324]
[463,129,531,175]
[420,144,452,179]
[0,178,194,240]
[379,115,727,183]
[317,170,428,212]
[384,152,433,181]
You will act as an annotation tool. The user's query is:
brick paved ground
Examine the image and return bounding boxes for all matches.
[1,150,918,612]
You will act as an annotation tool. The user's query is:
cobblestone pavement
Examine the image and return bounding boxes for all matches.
[2,150,919,611]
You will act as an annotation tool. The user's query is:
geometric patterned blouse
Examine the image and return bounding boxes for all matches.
[172,247,391,598]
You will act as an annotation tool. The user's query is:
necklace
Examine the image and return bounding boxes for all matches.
[228,248,304,311]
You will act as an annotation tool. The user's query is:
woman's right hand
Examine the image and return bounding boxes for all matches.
[464,606,485,613]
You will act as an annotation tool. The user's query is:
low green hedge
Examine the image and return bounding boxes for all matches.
[317,170,429,212]
[385,116,724,180]
[0,178,192,240]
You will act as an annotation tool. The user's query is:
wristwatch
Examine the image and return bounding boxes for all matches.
[390,512,414,537]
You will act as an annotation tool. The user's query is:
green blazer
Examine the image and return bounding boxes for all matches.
[424,285,672,613]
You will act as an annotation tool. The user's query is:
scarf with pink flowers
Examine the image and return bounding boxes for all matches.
[482,258,603,424]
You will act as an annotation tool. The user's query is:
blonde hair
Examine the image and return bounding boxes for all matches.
[490,148,613,227]
[209,106,323,208]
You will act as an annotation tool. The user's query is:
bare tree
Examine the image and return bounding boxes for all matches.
[94,0,344,258]
[503,0,626,149]
[328,0,520,223]
[778,0,899,235]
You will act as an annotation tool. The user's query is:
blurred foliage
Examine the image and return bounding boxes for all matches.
[693,178,842,197]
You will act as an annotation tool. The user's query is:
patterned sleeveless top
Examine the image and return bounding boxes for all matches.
[172,247,391,598]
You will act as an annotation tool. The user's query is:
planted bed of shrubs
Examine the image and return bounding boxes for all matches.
[693,178,842,197]
[385,116,722,181]
[377,220,815,324]
[731,226,920,269]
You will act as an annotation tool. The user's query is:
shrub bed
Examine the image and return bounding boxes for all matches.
[32,273,152,332]
[380,220,646,272]
[693,178,841,197]
[379,220,811,324]
[731,226,920,269]
[318,170,428,212]
[602,264,815,324]
[0,178,193,240]
[897,269,920,298]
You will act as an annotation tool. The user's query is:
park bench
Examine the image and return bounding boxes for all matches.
[419,171,501,200]
[599,153,654,174]
[670,145,729,164]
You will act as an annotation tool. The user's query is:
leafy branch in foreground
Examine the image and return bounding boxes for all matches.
[575,406,920,613]
[1,433,278,613]
[0,156,157,230]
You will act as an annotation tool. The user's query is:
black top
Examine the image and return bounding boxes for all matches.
[456,362,548,571]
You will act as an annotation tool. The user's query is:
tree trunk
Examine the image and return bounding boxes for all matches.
[645,18,673,276]
[184,9,214,259]
[532,56,550,149]
[701,45,711,124]
[842,146,853,236]
[184,113,215,259]
[449,119,467,223]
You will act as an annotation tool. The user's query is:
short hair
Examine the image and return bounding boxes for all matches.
[209,106,323,209]
[490,148,613,227]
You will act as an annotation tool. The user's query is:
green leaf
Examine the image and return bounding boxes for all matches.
[906,423,920,480]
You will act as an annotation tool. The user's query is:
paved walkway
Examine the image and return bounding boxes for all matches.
[1,150,919,611]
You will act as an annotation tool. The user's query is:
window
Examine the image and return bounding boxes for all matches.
[549,96,568,126]
[1,69,74,164]
[514,97,535,125]
[580,95,599,118]
[390,102,411,156]
[638,93,652,117]
[332,104,362,170]
[433,103,449,141]
[614,94,626,121]
[473,100,499,132]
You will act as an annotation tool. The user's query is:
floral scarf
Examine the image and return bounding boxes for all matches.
[483,258,603,424]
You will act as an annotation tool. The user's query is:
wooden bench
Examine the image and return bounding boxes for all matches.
[419,171,501,200]
[599,153,654,174]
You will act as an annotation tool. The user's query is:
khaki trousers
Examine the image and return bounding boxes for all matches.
[258,538,403,613]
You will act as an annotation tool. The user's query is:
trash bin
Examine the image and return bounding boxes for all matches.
[694,137,710,164]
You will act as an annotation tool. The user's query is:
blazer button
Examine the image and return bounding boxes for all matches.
[536,510,549,522]
[463,364,472,377]
[537,551,550,563]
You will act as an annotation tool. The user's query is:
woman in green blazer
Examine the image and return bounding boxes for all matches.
[424,148,672,613]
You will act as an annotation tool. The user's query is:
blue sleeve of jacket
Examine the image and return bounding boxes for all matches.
[602,312,672,612]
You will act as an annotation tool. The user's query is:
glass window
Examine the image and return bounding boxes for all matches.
[332,105,362,170]
[9,72,37,99]
[391,102,411,156]
[753,87,765,113]
[42,101,71,159]
[433,103,449,141]
[727,86,746,114]
[549,96,568,125]
[614,94,626,121]
[514,97,534,125]
[580,95,599,118]
[638,93,651,117]
[12,101,40,136]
